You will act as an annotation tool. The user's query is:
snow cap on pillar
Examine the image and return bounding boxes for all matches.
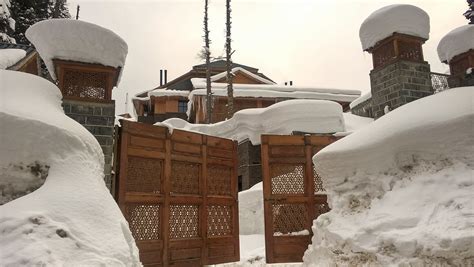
[359,4,430,51]
[437,25,474,63]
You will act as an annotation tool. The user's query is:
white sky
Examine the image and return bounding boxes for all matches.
[67,0,466,115]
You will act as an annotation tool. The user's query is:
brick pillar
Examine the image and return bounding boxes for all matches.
[62,100,115,190]
[370,60,433,119]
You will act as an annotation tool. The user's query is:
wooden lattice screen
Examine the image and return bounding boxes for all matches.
[261,135,338,263]
[370,33,425,69]
[116,120,239,266]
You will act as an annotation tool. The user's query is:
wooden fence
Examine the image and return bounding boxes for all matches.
[261,135,338,263]
[115,120,239,266]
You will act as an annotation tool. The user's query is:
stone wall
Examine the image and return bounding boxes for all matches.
[370,60,434,119]
[237,140,262,191]
[62,100,115,189]
[350,98,373,118]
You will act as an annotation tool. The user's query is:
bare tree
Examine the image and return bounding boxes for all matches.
[225,0,234,119]
[203,0,213,123]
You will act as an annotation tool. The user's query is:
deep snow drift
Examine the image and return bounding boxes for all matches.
[437,24,474,63]
[25,19,128,82]
[157,100,355,145]
[303,87,474,266]
[0,70,140,266]
[359,4,430,50]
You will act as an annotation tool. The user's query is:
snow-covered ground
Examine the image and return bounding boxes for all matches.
[303,87,474,266]
[0,70,140,266]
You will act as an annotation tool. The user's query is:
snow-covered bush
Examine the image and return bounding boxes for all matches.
[0,70,140,266]
[303,87,473,266]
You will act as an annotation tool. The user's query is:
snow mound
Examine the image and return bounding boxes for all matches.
[25,19,128,82]
[437,24,474,63]
[239,182,264,235]
[0,48,26,69]
[0,70,140,266]
[303,87,474,266]
[359,4,430,51]
[349,91,371,109]
[158,100,345,145]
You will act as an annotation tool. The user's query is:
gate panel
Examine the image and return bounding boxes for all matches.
[262,135,338,263]
[116,121,239,266]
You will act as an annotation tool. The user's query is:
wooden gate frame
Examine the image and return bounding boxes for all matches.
[261,135,338,263]
[115,120,239,266]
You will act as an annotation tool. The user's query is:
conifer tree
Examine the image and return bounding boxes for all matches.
[0,0,15,43]
[225,0,234,119]
[465,0,474,24]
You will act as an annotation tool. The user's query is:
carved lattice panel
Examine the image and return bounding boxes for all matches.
[126,204,161,241]
[373,41,396,69]
[315,203,330,218]
[171,161,200,194]
[127,156,162,193]
[208,205,232,237]
[399,41,423,62]
[272,204,308,234]
[169,205,200,239]
[63,69,107,99]
[312,166,326,194]
[208,165,232,196]
[270,164,305,195]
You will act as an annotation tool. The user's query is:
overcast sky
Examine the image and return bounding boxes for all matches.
[67,0,466,115]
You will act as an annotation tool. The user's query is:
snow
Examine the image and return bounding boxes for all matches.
[303,87,474,266]
[359,4,430,51]
[274,230,310,237]
[239,182,264,235]
[0,49,26,69]
[157,99,345,145]
[148,89,190,97]
[437,24,474,63]
[25,19,128,82]
[0,70,140,266]
[349,91,371,109]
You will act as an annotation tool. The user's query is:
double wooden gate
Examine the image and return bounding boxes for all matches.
[115,120,239,266]
[261,135,338,263]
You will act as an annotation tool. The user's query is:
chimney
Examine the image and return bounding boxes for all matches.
[289,81,293,86]
[160,70,163,86]
[164,69,168,84]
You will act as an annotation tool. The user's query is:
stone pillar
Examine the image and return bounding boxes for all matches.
[446,50,474,88]
[62,100,115,189]
[367,34,434,119]
[370,60,433,119]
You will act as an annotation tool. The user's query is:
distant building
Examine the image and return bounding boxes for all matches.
[133,60,361,124]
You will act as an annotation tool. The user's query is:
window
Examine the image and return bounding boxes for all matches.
[178,100,187,113]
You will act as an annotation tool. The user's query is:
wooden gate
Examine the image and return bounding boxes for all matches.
[261,135,338,263]
[115,120,239,266]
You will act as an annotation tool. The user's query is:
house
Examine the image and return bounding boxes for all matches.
[133,60,361,124]
[0,42,41,75]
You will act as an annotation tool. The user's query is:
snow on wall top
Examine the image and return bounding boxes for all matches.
[0,49,26,69]
[437,25,474,63]
[157,99,345,145]
[359,4,430,51]
[349,91,372,109]
[25,19,128,82]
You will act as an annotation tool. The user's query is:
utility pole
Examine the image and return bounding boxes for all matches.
[225,0,234,119]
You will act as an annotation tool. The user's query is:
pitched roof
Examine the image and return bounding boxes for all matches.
[192,60,259,73]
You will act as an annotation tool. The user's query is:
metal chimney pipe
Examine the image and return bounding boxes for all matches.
[290,81,293,86]
[160,70,163,86]
[164,69,168,84]
[284,82,288,86]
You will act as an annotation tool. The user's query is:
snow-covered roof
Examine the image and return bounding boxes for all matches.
[25,19,128,83]
[211,67,275,84]
[359,4,430,51]
[148,89,190,98]
[0,49,26,69]
[349,91,372,109]
[190,79,361,102]
[437,25,474,63]
[157,99,346,145]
